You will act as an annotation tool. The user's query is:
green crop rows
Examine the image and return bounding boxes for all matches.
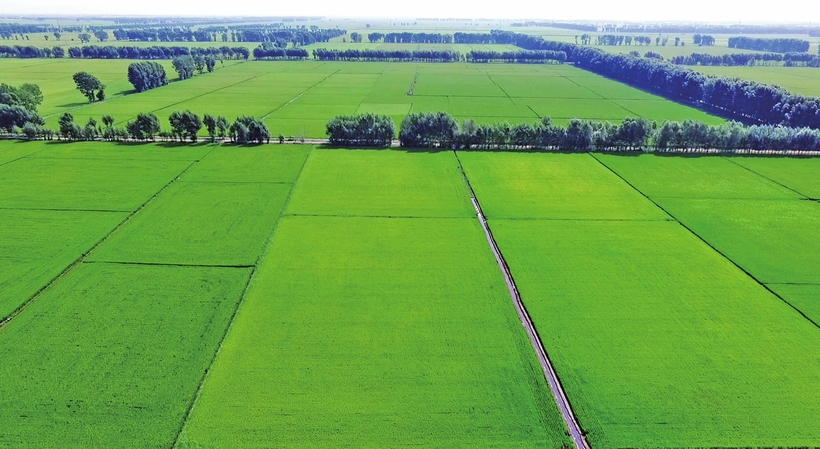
[0,58,724,138]
[2,53,820,447]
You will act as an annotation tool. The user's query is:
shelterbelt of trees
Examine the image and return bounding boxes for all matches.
[312,48,461,62]
[108,26,345,45]
[469,30,820,129]
[670,52,820,67]
[727,37,810,53]
[0,44,250,60]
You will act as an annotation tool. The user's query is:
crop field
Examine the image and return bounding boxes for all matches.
[488,218,820,447]
[693,66,820,97]
[0,58,723,138]
[177,215,571,447]
[0,263,252,448]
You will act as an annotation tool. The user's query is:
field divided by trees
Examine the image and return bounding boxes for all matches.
[0,59,724,139]
[459,151,820,447]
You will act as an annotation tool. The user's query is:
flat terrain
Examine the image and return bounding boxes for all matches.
[0,58,723,138]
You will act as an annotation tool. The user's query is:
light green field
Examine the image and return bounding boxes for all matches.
[177,215,572,448]
[88,181,290,266]
[0,209,126,320]
[656,198,820,284]
[490,218,820,448]
[729,156,820,197]
[0,145,193,210]
[286,148,475,217]
[0,263,252,448]
[596,154,799,199]
[0,58,725,138]
[693,66,820,97]
[457,152,667,220]
[182,145,310,182]
[769,284,820,324]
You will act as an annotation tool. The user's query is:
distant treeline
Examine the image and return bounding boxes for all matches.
[483,30,820,129]
[511,22,597,32]
[467,50,566,63]
[312,48,460,62]
[604,24,820,35]
[366,32,454,44]
[0,23,82,37]
[727,37,810,53]
[671,52,820,67]
[110,27,345,45]
[0,45,251,60]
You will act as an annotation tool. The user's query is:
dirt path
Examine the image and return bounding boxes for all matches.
[453,151,590,449]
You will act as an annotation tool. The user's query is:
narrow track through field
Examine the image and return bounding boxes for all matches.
[453,151,590,449]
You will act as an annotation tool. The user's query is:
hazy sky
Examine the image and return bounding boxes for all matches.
[2,0,817,23]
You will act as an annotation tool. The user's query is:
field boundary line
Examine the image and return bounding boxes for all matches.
[0,206,129,213]
[453,151,591,449]
[0,146,217,329]
[284,212,472,219]
[722,157,811,199]
[171,146,315,448]
[260,67,338,120]
[589,153,820,331]
[83,260,253,269]
[492,216,674,222]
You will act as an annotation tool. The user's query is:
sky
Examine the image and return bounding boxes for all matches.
[2,0,817,24]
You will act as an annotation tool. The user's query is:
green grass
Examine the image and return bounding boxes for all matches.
[0,59,725,138]
[88,181,290,266]
[182,146,310,183]
[176,215,572,448]
[0,209,126,320]
[656,198,820,284]
[0,263,252,448]
[0,141,43,165]
[457,152,667,220]
[490,219,820,448]
[0,144,192,210]
[728,156,820,198]
[286,148,474,218]
[769,284,820,324]
[597,154,800,199]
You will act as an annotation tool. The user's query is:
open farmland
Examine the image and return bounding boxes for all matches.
[0,58,724,138]
[458,151,820,447]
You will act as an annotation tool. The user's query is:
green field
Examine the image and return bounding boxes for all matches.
[0,58,724,138]
[0,263,252,447]
[489,218,820,447]
[178,215,571,447]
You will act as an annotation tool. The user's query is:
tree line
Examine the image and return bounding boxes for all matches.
[0,44,250,60]
[466,50,566,63]
[727,37,810,53]
[388,112,820,152]
[510,22,597,31]
[608,24,819,35]
[326,114,395,146]
[0,82,44,135]
[109,26,344,45]
[480,30,820,129]
[27,111,272,144]
[253,44,309,60]
[312,48,461,62]
[380,32,453,44]
[670,52,820,67]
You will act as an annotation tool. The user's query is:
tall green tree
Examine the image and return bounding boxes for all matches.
[72,72,105,102]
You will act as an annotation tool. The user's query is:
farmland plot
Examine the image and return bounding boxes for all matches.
[286,148,474,218]
[177,216,572,448]
[0,208,126,320]
[769,284,820,324]
[87,181,290,266]
[0,263,252,448]
[656,198,820,284]
[490,219,820,448]
[0,148,192,210]
[728,156,820,198]
[457,152,666,220]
